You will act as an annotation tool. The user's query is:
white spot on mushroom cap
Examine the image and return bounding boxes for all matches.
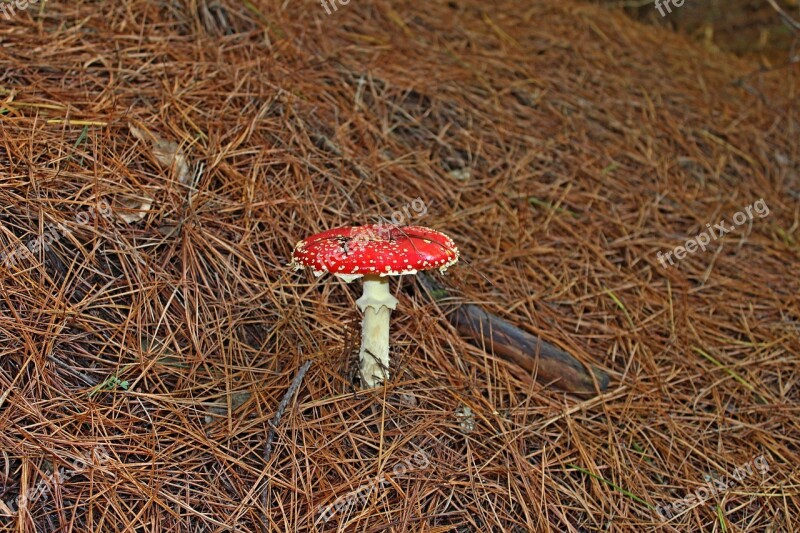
[292,225,459,277]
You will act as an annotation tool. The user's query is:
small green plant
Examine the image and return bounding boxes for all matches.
[88,375,129,397]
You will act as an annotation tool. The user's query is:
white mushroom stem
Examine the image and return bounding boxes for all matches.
[355,274,398,388]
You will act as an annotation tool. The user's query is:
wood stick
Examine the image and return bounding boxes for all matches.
[261,359,312,526]
[416,272,609,397]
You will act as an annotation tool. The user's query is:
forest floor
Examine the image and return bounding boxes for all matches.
[0,0,798,531]
[593,0,799,63]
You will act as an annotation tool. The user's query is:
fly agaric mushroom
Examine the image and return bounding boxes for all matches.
[291,224,458,387]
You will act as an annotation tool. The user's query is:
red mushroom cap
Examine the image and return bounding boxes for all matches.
[291,225,459,278]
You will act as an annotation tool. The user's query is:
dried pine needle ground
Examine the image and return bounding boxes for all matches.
[0,0,798,531]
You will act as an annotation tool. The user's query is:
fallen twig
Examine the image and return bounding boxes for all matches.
[416,272,609,397]
[260,360,313,523]
[263,360,313,463]
[766,0,800,32]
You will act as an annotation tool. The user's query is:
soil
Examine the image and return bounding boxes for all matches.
[593,0,799,63]
[0,0,797,531]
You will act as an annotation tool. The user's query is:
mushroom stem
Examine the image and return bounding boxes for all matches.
[355,274,399,387]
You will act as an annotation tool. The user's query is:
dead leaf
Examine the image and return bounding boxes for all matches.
[205,391,252,424]
[448,168,471,181]
[129,123,193,184]
[116,194,153,224]
[152,139,192,185]
[129,125,151,143]
[455,404,475,433]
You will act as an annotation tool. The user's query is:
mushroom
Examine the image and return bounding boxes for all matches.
[291,224,459,388]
